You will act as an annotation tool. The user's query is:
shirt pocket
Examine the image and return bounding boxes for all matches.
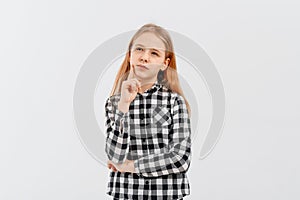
[150,105,172,127]
[148,106,171,154]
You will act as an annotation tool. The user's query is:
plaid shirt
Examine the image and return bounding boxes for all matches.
[105,80,192,200]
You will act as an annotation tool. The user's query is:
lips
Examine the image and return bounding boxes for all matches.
[136,65,148,70]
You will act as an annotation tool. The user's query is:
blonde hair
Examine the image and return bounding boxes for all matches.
[109,23,191,117]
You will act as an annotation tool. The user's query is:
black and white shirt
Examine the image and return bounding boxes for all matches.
[105,80,192,200]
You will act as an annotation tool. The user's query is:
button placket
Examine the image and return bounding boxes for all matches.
[142,137,147,153]
[141,115,145,123]
[120,118,124,132]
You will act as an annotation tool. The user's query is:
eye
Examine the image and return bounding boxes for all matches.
[151,52,159,56]
[136,47,143,51]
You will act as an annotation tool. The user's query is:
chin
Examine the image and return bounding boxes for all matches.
[134,72,148,79]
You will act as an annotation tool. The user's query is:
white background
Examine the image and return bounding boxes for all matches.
[1,0,299,199]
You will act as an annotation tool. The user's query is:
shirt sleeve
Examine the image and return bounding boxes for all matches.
[104,96,130,164]
[133,95,192,177]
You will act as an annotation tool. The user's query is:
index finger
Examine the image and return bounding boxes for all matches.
[127,65,135,80]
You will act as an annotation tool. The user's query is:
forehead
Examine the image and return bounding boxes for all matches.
[132,32,166,50]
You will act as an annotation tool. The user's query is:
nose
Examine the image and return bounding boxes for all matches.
[140,50,150,63]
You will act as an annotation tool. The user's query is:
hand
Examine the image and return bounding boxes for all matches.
[107,159,136,173]
[120,66,142,104]
[107,160,117,172]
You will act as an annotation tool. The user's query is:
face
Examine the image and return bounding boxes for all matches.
[129,32,170,84]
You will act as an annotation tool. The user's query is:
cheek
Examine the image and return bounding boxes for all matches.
[130,54,139,63]
[151,68,161,76]
[154,58,165,65]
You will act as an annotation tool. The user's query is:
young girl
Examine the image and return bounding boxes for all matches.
[105,23,192,200]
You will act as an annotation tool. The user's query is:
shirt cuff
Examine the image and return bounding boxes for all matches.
[114,108,130,133]
[133,159,140,174]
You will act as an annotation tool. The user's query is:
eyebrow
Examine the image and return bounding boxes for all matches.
[134,44,164,52]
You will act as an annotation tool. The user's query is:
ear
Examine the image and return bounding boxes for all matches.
[162,58,170,70]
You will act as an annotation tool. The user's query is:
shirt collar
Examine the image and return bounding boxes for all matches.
[143,80,163,94]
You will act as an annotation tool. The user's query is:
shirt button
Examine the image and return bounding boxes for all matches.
[145,180,149,184]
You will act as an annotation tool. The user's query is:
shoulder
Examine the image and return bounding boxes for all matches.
[105,94,121,108]
[169,92,185,104]
[163,92,186,116]
[159,85,186,105]
[160,85,182,99]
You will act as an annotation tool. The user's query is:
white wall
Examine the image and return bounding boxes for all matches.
[1,0,299,199]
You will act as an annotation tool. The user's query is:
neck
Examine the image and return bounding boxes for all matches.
[138,81,156,94]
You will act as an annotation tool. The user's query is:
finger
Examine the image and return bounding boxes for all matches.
[127,79,141,92]
[113,164,118,172]
[128,65,135,80]
[131,78,142,88]
[110,165,116,171]
[124,79,139,90]
[129,82,137,93]
[107,163,112,169]
[108,162,117,172]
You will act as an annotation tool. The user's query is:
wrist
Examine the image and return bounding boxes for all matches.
[130,160,136,173]
[118,101,130,113]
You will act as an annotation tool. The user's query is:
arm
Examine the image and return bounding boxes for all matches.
[104,97,131,164]
[133,95,192,177]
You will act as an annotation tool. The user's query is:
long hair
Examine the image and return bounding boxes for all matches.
[109,23,191,117]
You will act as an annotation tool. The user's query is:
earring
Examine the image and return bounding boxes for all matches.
[157,69,164,82]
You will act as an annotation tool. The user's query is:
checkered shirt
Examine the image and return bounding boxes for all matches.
[105,80,192,200]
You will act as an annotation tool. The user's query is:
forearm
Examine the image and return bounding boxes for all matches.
[105,98,131,163]
[133,138,191,177]
[108,159,136,173]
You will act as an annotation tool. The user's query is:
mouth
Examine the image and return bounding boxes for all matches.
[136,64,149,70]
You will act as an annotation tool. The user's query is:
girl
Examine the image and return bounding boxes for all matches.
[105,23,192,200]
